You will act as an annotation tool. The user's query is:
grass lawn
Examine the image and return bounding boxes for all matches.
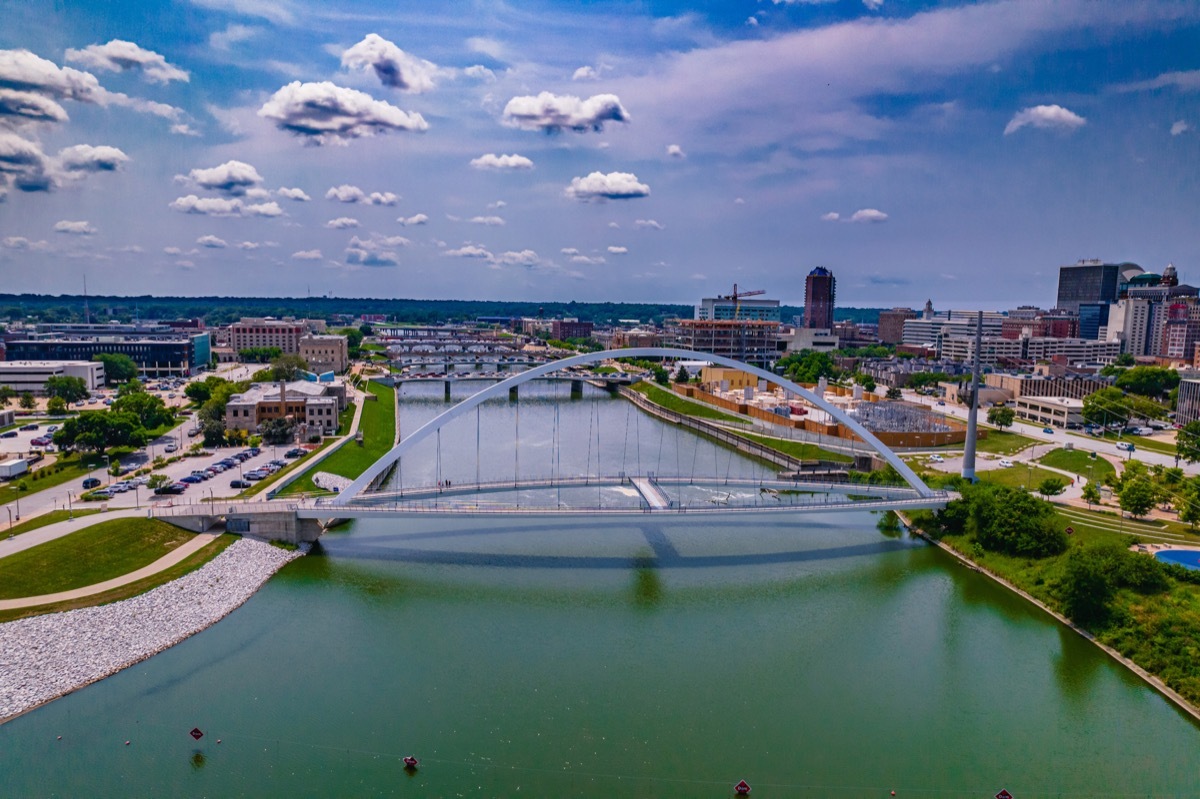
[740,432,853,463]
[929,429,1037,456]
[0,452,108,506]
[0,517,199,599]
[631,382,745,423]
[337,400,357,435]
[2,508,101,537]
[279,381,395,495]
[1037,447,1117,483]
[0,532,236,623]
[977,463,1063,491]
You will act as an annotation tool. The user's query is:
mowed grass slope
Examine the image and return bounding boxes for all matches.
[281,381,395,494]
[631,382,745,423]
[1037,447,1116,482]
[0,517,197,599]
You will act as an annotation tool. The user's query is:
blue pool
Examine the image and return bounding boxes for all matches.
[1154,549,1200,570]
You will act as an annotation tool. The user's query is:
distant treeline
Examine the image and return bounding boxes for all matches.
[0,294,882,327]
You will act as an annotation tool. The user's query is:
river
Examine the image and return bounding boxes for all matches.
[0,382,1197,796]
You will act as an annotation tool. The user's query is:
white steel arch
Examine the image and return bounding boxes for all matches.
[333,347,935,505]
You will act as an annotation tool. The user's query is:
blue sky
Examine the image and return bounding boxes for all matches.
[1,0,1198,309]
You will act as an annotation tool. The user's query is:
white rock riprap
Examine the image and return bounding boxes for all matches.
[312,471,352,492]
[0,538,305,721]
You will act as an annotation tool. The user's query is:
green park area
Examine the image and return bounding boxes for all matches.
[280,381,394,495]
[909,482,1200,708]
[740,432,853,463]
[0,528,237,623]
[0,517,206,600]
[1036,447,1117,483]
[1,508,101,538]
[630,382,745,424]
[976,462,1063,492]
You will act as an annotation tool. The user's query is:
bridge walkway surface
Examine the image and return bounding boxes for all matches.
[630,476,671,509]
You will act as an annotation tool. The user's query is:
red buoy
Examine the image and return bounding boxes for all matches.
[734,779,751,795]
[403,755,419,770]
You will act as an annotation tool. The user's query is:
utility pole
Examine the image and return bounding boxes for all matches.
[961,310,983,483]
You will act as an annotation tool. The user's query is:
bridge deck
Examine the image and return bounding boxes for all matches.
[630,477,671,509]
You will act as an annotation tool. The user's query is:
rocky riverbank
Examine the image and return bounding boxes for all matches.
[0,538,305,722]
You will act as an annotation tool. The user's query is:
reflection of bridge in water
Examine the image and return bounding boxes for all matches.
[159,348,952,541]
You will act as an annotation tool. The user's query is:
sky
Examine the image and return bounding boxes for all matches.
[1,0,1199,310]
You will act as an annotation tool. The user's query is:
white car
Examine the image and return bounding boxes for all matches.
[998,458,1014,468]
[929,454,944,463]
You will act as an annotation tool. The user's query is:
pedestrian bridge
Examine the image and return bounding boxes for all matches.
[155,348,951,541]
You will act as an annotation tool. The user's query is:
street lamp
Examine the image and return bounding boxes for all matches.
[102,454,111,485]
[67,491,73,520]
[133,484,139,510]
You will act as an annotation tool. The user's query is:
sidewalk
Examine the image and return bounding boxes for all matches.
[0,531,221,610]
[0,507,147,561]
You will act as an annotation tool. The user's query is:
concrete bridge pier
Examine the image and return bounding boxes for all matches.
[509,385,519,401]
[444,380,452,402]
[570,379,583,399]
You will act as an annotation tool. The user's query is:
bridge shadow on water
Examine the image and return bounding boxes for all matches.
[321,517,916,571]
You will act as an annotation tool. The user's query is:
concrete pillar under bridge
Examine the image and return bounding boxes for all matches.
[445,380,452,402]
[162,508,324,544]
[570,379,583,399]
[509,385,519,401]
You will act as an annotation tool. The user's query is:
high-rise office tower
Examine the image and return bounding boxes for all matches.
[1055,259,1143,314]
[803,266,836,329]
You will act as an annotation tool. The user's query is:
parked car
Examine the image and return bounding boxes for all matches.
[244,471,266,481]
[180,475,203,484]
[1,431,17,438]
[154,482,187,495]
[46,425,58,432]
[285,448,306,458]
[1042,427,1054,434]
[998,459,1014,468]
[82,477,101,489]
[19,423,38,431]
[929,454,944,463]
[165,443,178,453]
[1116,442,1135,452]
[31,437,52,446]
[230,479,252,489]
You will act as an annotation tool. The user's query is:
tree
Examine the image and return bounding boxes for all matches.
[885,387,902,400]
[44,375,89,403]
[1177,421,1200,464]
[111,391,173,431]
[1114,365,1180,399]
[117,378,144,398]
[238,346,283,364]
[0,385,14,406]
[1178,483,1200,529]
[259,417,295,445]
[185,382,213,404]
[147,473,173,491]
[268,354,309,382]
[779,350,837,383]
[987,406,1016,430]
[46,396,68,416]
[1081,481,1102,507]
[92,353,139,385]
[51,410,146,453]
[652,366,669,385]
[19,392,35,410]
[674,365,689,383]
[1060,545,1118,626]
[857,373,876,392]
[1036,477,1067,498]
[1118,478,1155,518]
[1114,352,1135,367]
[966,483,1068,558]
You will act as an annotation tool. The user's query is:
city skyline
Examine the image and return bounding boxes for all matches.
[1,0,1199,307]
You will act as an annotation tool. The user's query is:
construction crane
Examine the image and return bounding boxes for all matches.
[719,284,765,320]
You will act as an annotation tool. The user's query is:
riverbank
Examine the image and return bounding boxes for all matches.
[0,537,306,724]
[898,512,1200,725]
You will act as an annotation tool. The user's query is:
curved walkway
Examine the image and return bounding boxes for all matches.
[0,530,221,610]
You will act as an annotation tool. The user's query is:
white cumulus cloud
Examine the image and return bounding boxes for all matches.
[325,217,360,229]
[470,215,505,226]
[502,91,630,133]
[494,249,540,266]
[184,159,264,195]
[325,184,398,205]
[397,213,428,226]
[2,236,50,250]
[666,143,686,158]
[607,245,628,254]
[276,186,310,201]
[65,40,188,84]
[469,153,534,170]
[56,144,129,172]
[849,208,888,223]
[464,65,496,82]
[291,249,323,260]
[572,66,599,81]
[1004,104,1086,135]
[54,219,96,235]
[341,33,440,93]
[1171,120,1191,136]
[197,234,228,248]
[565,171,650,201]
[821,212,841,222]
[258,81,428,145]
[445,244,493,259]
[634,219,665,230]
[168,194,282,218]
